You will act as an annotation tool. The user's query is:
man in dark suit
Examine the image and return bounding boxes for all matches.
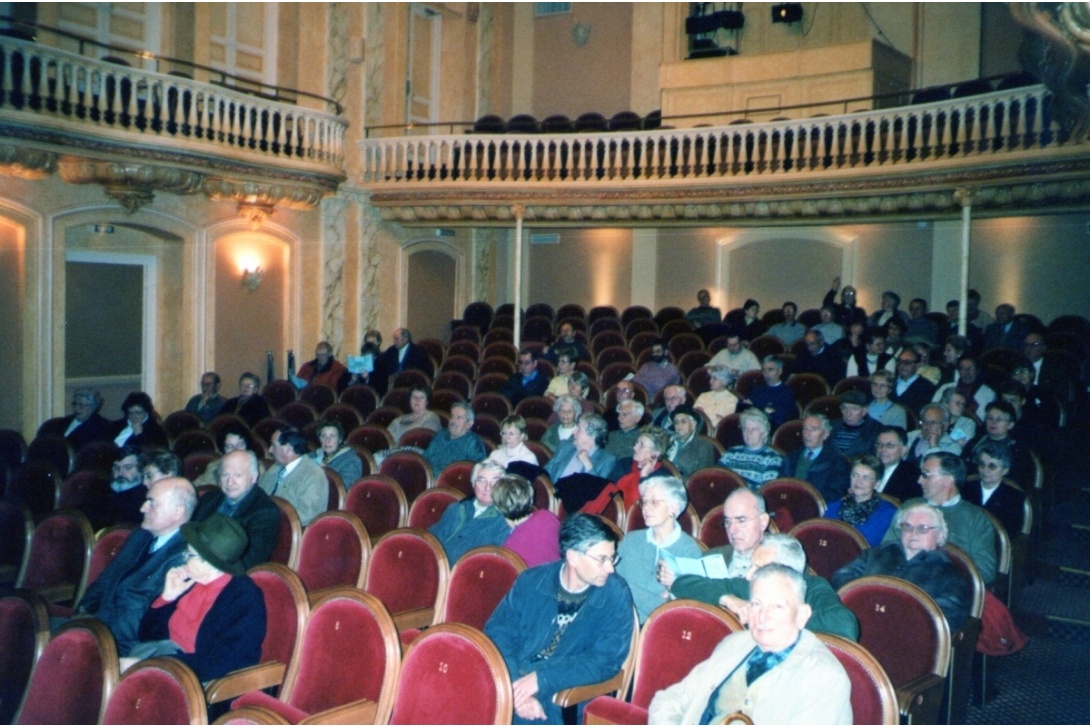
[222,372,272,428]
[794,330,846,387]
[499,348,551,406]
[75,476,197,653]
[36,387,113,453]
[380,327,434,384]
[781,413,851,503]
[193,449,279,569]
[874,426,922,502]
[890,348,937,417]
[982,304,1030,351]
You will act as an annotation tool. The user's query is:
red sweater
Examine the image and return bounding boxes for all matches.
[580,462,663,516]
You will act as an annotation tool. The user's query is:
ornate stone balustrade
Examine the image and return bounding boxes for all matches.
[360,85,1090,225]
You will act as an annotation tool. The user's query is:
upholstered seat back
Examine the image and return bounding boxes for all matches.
[0,592,48,724]
[685,468,746,519]
[102,657,205,725]
[379,451,434,504]
[407,487,462,530]
[296,511,370,593]
[789,518,868,581]
[248,563,309,668]
[444,546,525,630]
[16,620,119,725]
[365,529,449,629]
[18,509,94,599]
[344,475,408,539]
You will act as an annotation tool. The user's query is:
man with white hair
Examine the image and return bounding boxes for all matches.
[37,387,113,452]
[429,460,510,563]
[605,399,645,461]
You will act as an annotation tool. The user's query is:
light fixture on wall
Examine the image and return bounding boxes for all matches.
[242,266,263,292]
[571,21,591,47]
[238,200,275,229]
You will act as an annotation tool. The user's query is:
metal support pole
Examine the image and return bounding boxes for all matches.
[512,204,525,350]
[954,188,973,337]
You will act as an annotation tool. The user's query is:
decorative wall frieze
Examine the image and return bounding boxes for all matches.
[201,178,330,210]
[0,143,57,179]
[58,159,204,212]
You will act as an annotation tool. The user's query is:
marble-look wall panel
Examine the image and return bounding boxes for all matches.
[0,218,24,431]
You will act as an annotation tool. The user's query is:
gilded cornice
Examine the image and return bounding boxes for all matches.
[0,143,57,179]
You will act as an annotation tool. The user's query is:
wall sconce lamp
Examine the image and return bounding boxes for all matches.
[242,266,263,292]
[572,22,591,47]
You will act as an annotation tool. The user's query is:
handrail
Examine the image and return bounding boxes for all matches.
[360,85,1072,186]
[0,16,342,114]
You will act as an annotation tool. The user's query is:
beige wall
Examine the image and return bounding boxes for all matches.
[0,219,24,431]
[407,248,457,341]
[526,228,634,309]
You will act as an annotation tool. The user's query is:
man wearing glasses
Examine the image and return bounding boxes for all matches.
[879,453,997,585]
[486,513,634,724]
[666,488,771,589]
[932,354,996,420]
[37,387,112,452]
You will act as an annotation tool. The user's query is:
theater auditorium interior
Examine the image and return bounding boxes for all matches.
[1,2,1089,724]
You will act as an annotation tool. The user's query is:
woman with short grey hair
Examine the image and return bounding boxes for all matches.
[694,364,738,429]
[542,394,580,452]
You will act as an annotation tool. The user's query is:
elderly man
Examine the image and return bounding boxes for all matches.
[223,372,272,428]
[501,348,551,406]
[781,413,851,503]
[379,327,434,386]
[632,338,681,399]
[429,460,511,563]
[983,304,1028,351]
[933,355,996,420]
[673,533,858,641]
[830,390,881,458]
[707,332,760,379]
[193,449,279,569]
[669,488,769,581]
[75,477,198,653]
[909,403,964,460]
[37,387,113,452]
[874,426,922,501]
[650,385,687,434]
[258,427,326,526]
[718,409,784,491]
[295,341,350,392]
[794,329,846,386]
[109,445,147,528]
[765,301,807,346]
[603,380,637,431]
[543,321,589,365]
[485,513,634,725]
[823,276,866,328]
[423,402,488,473]
[605,400,644,461]
[184,372,227,425]
[650,564,852,725]
[686,288,723,329]
[881,452,997,584]
[743,354,797,428]
[891,347,937,415]
[905,298,940,346]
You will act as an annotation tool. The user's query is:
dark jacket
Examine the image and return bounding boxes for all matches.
[37,412,114,452]
[380,343,434,379]
[746,383,798,428]
[428,498,511,564]
[138,575,266,681]
[109,417,170,450]
[193,486,281,570]
[77,528,186,653]
[781,445,851,503]
[831,542,971,630]
[793,346,846,387]
[880,459,922,502]
[829,417,882,458]
[891,376,937,417]
[960,479,1026,538]
[498,370,550,406]
[223,395,272,428]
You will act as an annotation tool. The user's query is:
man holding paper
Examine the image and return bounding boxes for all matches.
[660,488,769,588]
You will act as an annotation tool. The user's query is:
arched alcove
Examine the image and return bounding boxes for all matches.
[402,239,465,342]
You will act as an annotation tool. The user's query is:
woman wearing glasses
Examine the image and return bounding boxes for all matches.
[830,502,969,629]
[823,454,898,546]
[615,475,702,623]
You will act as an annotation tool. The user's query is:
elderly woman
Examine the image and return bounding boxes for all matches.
[668,405,716,479]
[542,394,581,452]
[547,372,595,425]
[492,474,561,567]
[867,370,907,427]
[939,387,976,448]
[195,423,263,487]
[122,514,266,681]
[824,454,898,546]
[489,415,539,468]
[545,414,618,513]
[963,440,1026,537]
[831,502,971,630]
[582,426,671,515]
[694,364,738,429]
[544,346,578,401]
[616,476,703,622]
[309,419,363,488]
[387,385,442,443]
[112,391,169,449]
[718,408,784,491]
[141,449,181,487]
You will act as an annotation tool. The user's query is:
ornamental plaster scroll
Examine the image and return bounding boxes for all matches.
[321,192,348,354]
[0,143,57,179]
[58,159,204,213]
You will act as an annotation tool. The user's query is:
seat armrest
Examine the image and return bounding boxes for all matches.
[552,671,625,708]
[583,696,648,725]
[392,607,435,631]
[205,662,286,704]
[896,673,945,724]
[300,699,377,725]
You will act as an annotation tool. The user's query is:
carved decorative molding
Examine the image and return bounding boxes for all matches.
[58,160,204,212]
[202,178,328,210]
[0,143,57,179]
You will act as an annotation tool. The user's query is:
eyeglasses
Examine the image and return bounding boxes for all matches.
[985,415,1012,424]
[978,461,1005,470]
[900,523,939,535]
[919,470,944,479]
[637,498,668,509]
[582,552,621,567]
[181,550,203,562]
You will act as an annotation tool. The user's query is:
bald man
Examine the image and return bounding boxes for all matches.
[193,450,280,569]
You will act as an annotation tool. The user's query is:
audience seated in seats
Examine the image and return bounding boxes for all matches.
[1022,330,1077,407]
[694,364,738,430]
[184,371,227,425]
[294,341,350,393]
[501,348,552,406]
[193,450,280,570]
[649,563,852,725]
[492,473,561,568]
[111,391,170,450]
[345,329,386,391]
[831,319,865,364]
[258,426,326,527]
[222,372,272,428]
[966,288,994,330]
[909,403,964,461]
[603,380,637,431]
[765,301,807,346]
[824,454,898,546]
[962,401,1035,491]
[830,390,882,458]
[543,321,589,366]
[429,460,511,564]
[617,475,703,623]
[733,299,767,341]
[781,413,852,503]
[485,513,635,725]
[823,276,867,329]
[423,402,488,474]
[933,354,996,420]
[741,354,797,428]
[905,297,941,347]
[795,330,847,386]
[867,290,910,330]
[833,501,971,630]
[812,304,845,346]
[544,345,578,401]
[685,288,723,329]
[707,332,760,379]
[489,414,540,469]
[867,370,907,428]
[377,327,434,394]
[121,514,266,682]
[546,414,617,513]
[37,386,114,452]
[846,326,895,379]
[873,426,923,502]
[880,452,997,585]
[308,419,362,488]
[962,440,1027,538]
[650,385,687,436]
[668,488,769,589]
[1010,363,1063,445]
[542,394,580,453]
[718,409,784,492]
[890,346,938,415]
[583,426,670,515]
[545,371,596,423]
[914,341,943,386]
[983,303,1030,351]
[386,384,442,443]
[668,405,717,480]
[1000,380,1054,458]
[105,445,149,528]
[73,476,198,654]
[632,338,681,399]
[194,423,263,487]
[604,400,645,466]
[944,301,985,355]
